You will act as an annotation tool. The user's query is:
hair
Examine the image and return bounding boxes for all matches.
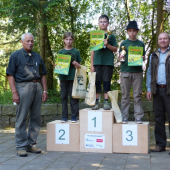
[21,33,34,41]
[158,32,170,40]
[99,14,109,22]
[63,32,74,40]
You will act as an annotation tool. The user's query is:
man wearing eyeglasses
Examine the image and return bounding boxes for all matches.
[6,33,48,157]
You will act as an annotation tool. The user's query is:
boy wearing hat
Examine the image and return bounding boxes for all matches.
[91,14,118,110]
[119,21,145,124]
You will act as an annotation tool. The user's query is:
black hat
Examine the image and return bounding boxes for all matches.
[126,21,139,30]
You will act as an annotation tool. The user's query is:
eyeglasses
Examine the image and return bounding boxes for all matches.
[99,21,108,24]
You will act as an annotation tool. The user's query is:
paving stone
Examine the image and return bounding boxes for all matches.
[125,158,150,169]
[0,164,22,170]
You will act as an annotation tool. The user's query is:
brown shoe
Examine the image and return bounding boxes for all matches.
[151,146,166,152]
[17,150,27,157]
[26,145,41,154]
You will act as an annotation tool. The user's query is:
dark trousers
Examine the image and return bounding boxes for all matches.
[153,87,170,148]
[60,80,79,118]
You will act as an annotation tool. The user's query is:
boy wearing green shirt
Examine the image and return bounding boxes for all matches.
[119,21,145,124]
[91,14,118,110]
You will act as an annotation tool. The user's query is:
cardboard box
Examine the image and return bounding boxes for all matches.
[80,108,114,153]
[113,122,149,154]
[47,120,80,152]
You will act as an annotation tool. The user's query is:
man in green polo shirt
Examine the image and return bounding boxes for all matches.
[91,14,118,110]
[119,21,145,124]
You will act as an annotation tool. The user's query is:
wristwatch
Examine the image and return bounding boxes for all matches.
[43,91,48,94]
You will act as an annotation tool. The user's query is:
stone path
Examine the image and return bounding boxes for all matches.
[0,124,170,170]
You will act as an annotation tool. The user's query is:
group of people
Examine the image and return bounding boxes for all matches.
[6,14,170,157]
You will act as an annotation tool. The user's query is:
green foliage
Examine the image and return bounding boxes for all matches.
[0,0,170,96]
[0,90,13,105]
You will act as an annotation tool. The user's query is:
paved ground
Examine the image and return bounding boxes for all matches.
[0,124,170,170]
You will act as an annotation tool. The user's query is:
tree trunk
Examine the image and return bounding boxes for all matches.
[39,0,53,90]
[125,0,130,21]
[156,0,164,49]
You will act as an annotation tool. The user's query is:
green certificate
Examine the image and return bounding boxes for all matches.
[90,30,104,51]
[54,54,71,75]
[128,46,143,66]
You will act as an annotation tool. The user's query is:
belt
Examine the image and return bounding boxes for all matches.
[17,80,41,83]
[157,84,166,88]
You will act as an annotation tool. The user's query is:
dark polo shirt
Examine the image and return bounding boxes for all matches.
[6,48,47,82]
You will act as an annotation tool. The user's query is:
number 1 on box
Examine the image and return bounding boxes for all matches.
[92,117,96,127]
[88,111,102,132]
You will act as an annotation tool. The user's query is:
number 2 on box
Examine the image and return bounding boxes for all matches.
[92,117,96,127]
[59,129,65,140]
[126,130,133,141]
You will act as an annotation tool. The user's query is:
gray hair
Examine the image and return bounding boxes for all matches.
[21,33,34,41]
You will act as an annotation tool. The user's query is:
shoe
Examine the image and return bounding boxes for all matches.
[26,145,41,154]
[103,101,110,110]
[135,119,143,124]
[92,103,99,110]
[122,119,128,124]
[151,146,166,152]
[17,150,27,157]
[61,118,68,123]
[71,117,77,123]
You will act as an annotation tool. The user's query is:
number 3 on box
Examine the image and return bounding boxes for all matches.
[126,130,133,141]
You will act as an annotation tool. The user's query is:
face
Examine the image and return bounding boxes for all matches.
[63,36,73,47]
[21,34,34,52]
[158,33,170,49]
[98,18,109,31]
[127,29,138,40]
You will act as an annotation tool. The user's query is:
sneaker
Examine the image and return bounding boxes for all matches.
[26,145,41,154]
[135,119,143,124]
[17,150,27,157]
[71,117,77,123]
[61,118,68,123]
[92,103,99,110]
[122,119,128,124]
[103,101,110,110]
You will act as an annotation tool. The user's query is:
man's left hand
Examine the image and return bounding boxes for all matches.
[42,92,48,102]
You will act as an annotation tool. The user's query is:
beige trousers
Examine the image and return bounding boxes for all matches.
[121,72,144,120]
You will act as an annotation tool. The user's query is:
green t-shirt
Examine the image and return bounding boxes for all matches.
[93,33,118,67]
[119,39,145,72]
[58,48,81,81]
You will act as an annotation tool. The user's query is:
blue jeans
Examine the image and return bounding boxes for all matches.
[15,82,42,150]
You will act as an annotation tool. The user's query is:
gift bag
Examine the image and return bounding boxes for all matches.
[85,72,96,106]
[72,65,88,99]
[107,90,122,123]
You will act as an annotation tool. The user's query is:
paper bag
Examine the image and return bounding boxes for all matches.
[72,65,88,99]
[85,72,96,106]
[107,90,122,123]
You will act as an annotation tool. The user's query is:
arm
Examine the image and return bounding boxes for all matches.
[8,75,19,104]
[41,75,48,102]
[90,51,95,72]
[104,39,117,52]
[72,61,81,68]
[146,54,152,101]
